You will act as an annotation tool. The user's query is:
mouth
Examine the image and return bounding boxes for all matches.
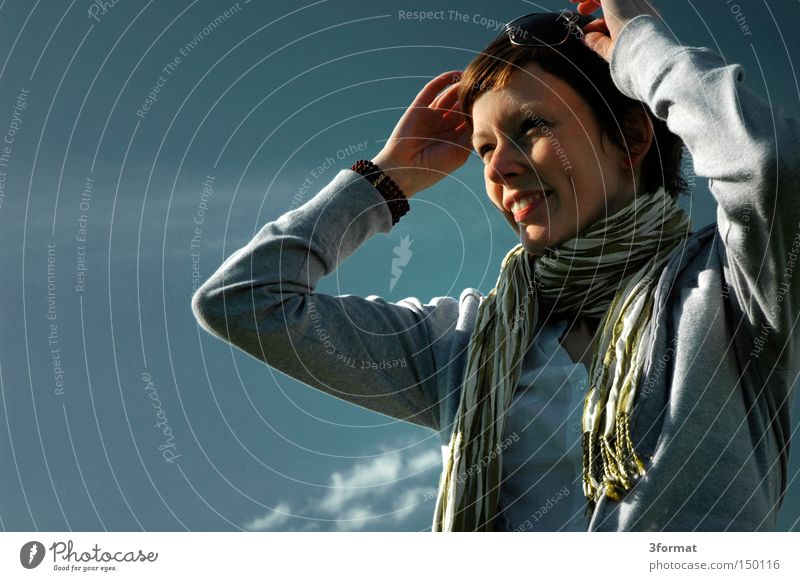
[509,190,554,223]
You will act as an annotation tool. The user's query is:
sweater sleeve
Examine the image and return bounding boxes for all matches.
[610,15,800,371]
[191,169,460,431]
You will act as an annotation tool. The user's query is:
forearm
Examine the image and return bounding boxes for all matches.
[609,15,797,189]
[192,168,393,334]
[191,168,455,430]
[610,14,800,368]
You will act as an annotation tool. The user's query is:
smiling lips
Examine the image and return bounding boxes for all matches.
[506,190,552,222]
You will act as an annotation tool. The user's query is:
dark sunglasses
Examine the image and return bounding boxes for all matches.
[503,11,595,47]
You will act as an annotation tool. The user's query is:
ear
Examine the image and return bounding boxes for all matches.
[618,107,654,169]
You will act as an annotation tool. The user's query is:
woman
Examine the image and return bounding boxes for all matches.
[192,0,799,531]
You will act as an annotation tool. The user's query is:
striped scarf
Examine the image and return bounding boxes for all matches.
[432,187,692,531]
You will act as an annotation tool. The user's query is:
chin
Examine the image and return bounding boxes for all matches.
[501,212,563,257]
[507,231,545,257]
[520,241,547,257]
[516,225,560,258]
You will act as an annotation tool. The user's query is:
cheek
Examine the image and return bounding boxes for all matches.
[595,136,625,177]
[485,190,510,225]
[557,141,586,173]
[561,140,608,190]
[533,136,580,181]
[483,172,502,203]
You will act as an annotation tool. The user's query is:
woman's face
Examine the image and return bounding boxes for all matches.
[470,61,638,257]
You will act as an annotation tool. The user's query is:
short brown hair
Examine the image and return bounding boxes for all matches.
[457,25,689,199]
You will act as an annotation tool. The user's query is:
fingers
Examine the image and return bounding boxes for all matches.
[431,82,469,125]
[442,122,473,148]
[579,16,612,60]
[411,70,463,108]
[582,16,610,36]
[583,30,613,61]
[571,0,602,16]
[430,82,460,110]
[430,82,462,116]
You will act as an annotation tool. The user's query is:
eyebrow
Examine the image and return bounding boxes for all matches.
[471,101,550,147]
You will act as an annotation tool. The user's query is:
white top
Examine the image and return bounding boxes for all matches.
[497,317,590,531]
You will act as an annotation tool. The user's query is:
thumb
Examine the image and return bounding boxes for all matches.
[583,31,614,62]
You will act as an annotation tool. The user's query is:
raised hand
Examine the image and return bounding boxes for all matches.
[371,70,472,198]
[572,0,602,15]
[569,0,662,62]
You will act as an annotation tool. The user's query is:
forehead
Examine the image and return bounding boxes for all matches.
[470,61,579,125]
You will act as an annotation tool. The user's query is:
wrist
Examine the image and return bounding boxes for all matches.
[370,155,417,199]
[350,159,411,226]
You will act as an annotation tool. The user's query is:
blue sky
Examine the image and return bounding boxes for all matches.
[1,0,798,532]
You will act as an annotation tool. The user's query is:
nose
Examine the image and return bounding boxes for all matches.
[485,138,531,186]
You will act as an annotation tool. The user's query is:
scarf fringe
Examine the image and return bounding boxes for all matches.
[433,188,692,531]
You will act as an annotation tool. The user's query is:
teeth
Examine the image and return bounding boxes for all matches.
[511,192,547,213]
[511,198,530,213]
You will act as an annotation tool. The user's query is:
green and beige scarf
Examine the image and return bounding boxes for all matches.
[432,187,692,531]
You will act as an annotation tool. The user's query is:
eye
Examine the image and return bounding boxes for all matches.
[476,144,494,160]
[522,116,549,134]
[475,118,550,161]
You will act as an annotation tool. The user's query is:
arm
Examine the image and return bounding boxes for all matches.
[192,69,473,431]
[191,168,460,431]
[608,14,800,370]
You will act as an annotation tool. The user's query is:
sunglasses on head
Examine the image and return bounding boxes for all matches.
[502,10,595,47]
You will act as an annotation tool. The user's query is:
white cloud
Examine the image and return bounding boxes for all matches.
[336,505,379,531]
[406,449,440,473]
[242,441,442,531]
[317,453,403,515]
[391,486,438,523]
[243,501,293,531]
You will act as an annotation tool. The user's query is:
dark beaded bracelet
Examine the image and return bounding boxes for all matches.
[350,159,410,226]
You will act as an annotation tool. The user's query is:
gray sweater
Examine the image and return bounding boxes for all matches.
[192,15,800,531]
